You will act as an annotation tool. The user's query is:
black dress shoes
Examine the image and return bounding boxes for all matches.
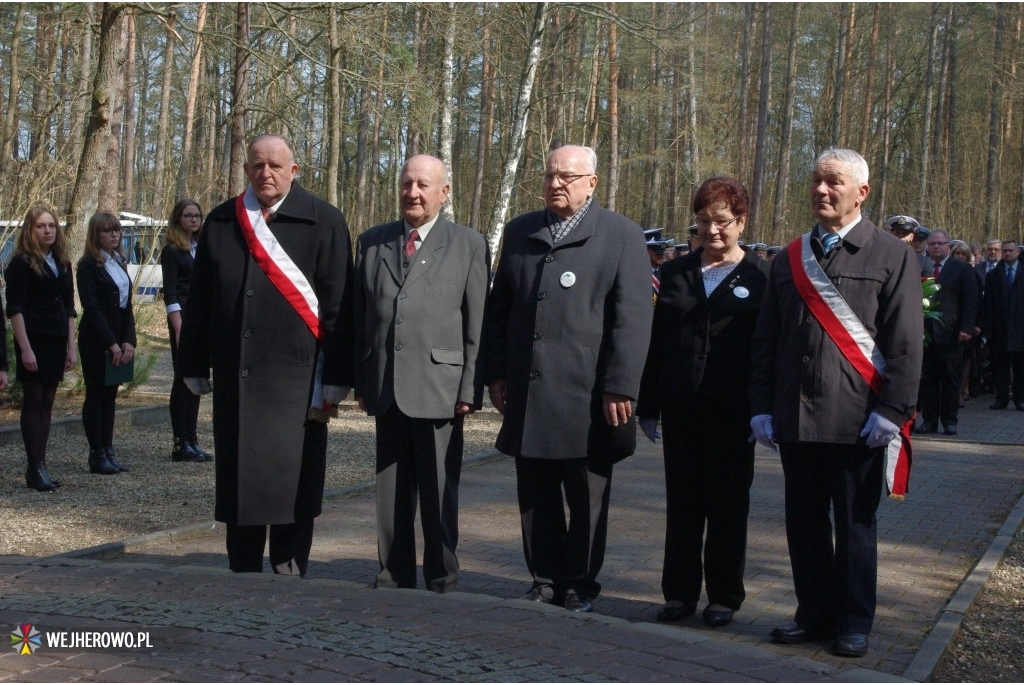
[990,402,1008,410]
[916,421,938,434]
[832,632,869,657]
[770,622,832,644]
[943,422,958,436]
[702,604,735,627]
[656,602,697,622]
[88,449,120,475]
[563,589,593,613]
[521,584,560,606]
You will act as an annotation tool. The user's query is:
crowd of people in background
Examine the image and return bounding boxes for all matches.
[5,136,1023,663]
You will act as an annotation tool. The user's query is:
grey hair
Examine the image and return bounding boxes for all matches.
[814,148,869,186]
[986,237,1003,249]
[550,145,598,175]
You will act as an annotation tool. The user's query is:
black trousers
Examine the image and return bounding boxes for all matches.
[991,346,1024,405]
[168,317,200,441]
[515,456,612,600]
[779,442,884,635]
[225,519,315,576]
[82,384,118,451]
[920,342,963,425]
[660,396,754,610]
[374,405,463,593]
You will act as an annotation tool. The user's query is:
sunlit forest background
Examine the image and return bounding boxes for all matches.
[0,2,1022,251]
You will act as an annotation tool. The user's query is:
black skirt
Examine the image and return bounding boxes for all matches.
[15,335,69,385]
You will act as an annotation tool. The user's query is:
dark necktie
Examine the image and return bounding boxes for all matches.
[933,261,941,279]
[822,232,840,253]
[1008,265,1016,289]
[404,229,420,258]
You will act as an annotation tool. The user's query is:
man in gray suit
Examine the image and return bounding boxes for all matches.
[353,154,489,593]
[486,145,652,613]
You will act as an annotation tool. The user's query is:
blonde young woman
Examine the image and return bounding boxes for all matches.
[76,212,137,475]
[160,199,212,462]
[4,205,77,491]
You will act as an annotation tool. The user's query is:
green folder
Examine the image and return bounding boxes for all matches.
[104,351,135,386]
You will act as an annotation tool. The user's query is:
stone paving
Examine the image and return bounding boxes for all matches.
[0,398,1021,682]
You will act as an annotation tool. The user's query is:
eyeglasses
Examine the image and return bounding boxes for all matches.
[99,227,122,234]
[543,173,592,186]
[695,215,743,230]
[182,213,202,220]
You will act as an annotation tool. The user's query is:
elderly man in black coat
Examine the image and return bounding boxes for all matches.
[179,134,354,576]
[486,144,652,613]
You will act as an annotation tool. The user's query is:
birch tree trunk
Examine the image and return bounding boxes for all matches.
[121,11,137,208]
[439,1,457,221]
[918,4,939,214]
[486,1,548,259]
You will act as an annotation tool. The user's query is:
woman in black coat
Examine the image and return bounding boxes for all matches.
[160,199,211,462]
[77,212,137,475]
[4,205,77,491]
[636,177,769,628]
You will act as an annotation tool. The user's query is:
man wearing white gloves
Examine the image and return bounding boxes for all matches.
[749,149,923,659]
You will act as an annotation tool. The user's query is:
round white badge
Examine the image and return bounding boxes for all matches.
[733,286,750,299]
[560,272,576,288]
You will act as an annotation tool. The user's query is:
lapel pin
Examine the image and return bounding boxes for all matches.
[560,271,576,288]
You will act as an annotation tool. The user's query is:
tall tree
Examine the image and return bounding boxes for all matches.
[153,5,176,211]
[486,2,548,258]
[773,4,801,235]
[1,4,27,161]
[749,3,772,240]
[439,1,457,221]
[176,1,206,198]
[326,4,341,208]
[227,3,249,194]
[985,6,1006,230]
[67,2,128,240]
[606,9,619,211]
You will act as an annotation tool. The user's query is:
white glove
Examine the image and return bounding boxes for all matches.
[184,377,212,396]
[638,417,661,443]
[859,411,900,449]
[323,385,350,405]
[749,414,777,451]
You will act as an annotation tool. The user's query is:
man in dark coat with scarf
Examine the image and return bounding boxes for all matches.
[486,144,652,613]
[179,134,354,576]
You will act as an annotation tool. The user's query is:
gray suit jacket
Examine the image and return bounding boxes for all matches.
[354,216,489,419]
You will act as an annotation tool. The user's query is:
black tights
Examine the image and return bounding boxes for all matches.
[82,383,119,451]
[21,379,57,464]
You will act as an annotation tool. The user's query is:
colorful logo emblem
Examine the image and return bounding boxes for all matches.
[11,624,41,655]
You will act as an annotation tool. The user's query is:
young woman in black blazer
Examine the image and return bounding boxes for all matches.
[76,212,137,475]
[160,199,211,462]
[4,205,76,491]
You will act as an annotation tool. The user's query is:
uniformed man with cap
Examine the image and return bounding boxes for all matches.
[885,215,930,272]
[645,228,673,302]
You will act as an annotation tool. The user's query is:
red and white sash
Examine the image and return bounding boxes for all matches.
[787,233,913,500]
[235,191,322,341]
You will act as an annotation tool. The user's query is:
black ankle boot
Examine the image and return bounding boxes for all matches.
[172,438,204,462]
[188,439,213,462]
[25,462,59,491]
[89,448,120,475]
[105,448,128,472]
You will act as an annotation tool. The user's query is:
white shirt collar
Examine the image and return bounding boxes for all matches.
[404,213,441,243]
[818,214,861,241]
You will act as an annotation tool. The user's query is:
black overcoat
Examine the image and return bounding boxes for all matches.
[983,261,1024,352]
[485,201,652,459]
[178,183,354,526]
